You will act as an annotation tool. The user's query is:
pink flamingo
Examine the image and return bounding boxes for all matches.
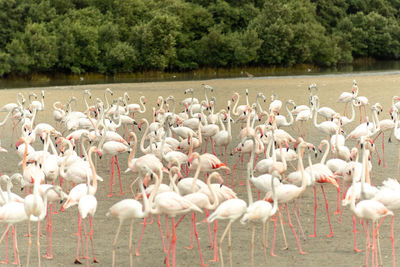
[206,197,246,267]
[106,171,153,267]
[150,166,202,267]
[77,146,101,264]
[264,140,309,255]
[306,140,339,238]
[241,134,279,266]
[97,122,130,197]
[183,172,223,266]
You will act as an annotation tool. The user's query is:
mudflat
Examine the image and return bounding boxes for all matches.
[0,72,399,266]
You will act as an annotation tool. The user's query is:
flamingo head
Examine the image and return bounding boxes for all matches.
[231,92,238,102]
[96,149,103,159]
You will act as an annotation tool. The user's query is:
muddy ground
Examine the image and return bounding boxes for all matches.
[0,72,400,266]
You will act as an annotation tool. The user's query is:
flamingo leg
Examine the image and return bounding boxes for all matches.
[228,224,232,267]
[157,215,167,253]
[278,207,288,250]
[82,219,89,266]
[193,213,208,266]
[240,155,244,186]
[391,216,396,267]
[0,225,10,264]
[262,222,268,266]
[107,156,115,197]
[218,221,232,267]
[231,157,240,187]
[251,224,255,267]
[353,215,362,253]
[334,179,341,216]
[26,220,31,267]
[111,221,122,267]
[292,201,305,241]
[115,155,123,195]
[74,213,82,264]
[204,210,213,248]
[224,146,227,166]
[309,186,318,237]
[12,226,19,266]
[135,217,147,256]
[285,204,306,255]
[88,216,98,263]
[129,219,134,267]
[366,221,370,267]
[210,221,219,262]
[186,213,194,250]
[321,186,334,237]
[211,137,216,156]
[270,215,278,256]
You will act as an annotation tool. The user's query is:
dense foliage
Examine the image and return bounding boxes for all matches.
[1,0,400,76]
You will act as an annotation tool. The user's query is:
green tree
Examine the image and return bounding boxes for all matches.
[23,22,58,71]
[131,14,181,70]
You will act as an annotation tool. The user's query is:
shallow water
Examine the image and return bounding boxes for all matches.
[0,72,399,266]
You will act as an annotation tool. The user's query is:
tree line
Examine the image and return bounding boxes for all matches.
[1,0,399,77]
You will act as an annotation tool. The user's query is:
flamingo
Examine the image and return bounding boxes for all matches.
[231,89,249,118]
[107,170,154,267]
[269,93,282,115]
[206,197,246,267]
[348,148,393,267]
[214,101,232,164]
[264,140,309,255]
[0,173,25,265]
[77,146,101,264]
[337,80,358,116]
[183,172,223,266]
[306,139,340,238]
[182,88,199,106]
[149,166,202,267]
[241,134,279,266]
[24,175,65,267]
[97,121,130,197]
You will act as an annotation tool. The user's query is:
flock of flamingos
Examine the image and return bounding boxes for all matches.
[0,80,399,267]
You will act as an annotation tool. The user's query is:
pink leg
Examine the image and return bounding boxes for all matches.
[166,215,170,250]
[366,221,370,267]
[75,214,82,264]
[115,155,123,195]
[231,157,240,187]
[88,216,98,263]
[391,216,395,267]
[309,186,317,237]
[382,133,386,168]
[186,213,194,249]
[210,221,219,262]
[135,217,147,256]
[270,215,278,256]
[204,138,208,153]
[211,138,216,156]
[321,186,334,237]
[0,227,9,263]
[353,215,362,253]
[11,226,18,265]
[334,179,341,215]
[82,219,89,266]
[157,215,167,253]
[193,213,208,266]
[172,217,177,267]
[285,204,306,254]
[107,156,115,197]
[224,146,227,166]
[240,155,244,186]
[204,210,213,248]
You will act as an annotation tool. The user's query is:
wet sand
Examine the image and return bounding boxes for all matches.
[0,72,400,266]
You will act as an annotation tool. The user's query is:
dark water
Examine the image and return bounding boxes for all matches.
[1,59,400,89]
